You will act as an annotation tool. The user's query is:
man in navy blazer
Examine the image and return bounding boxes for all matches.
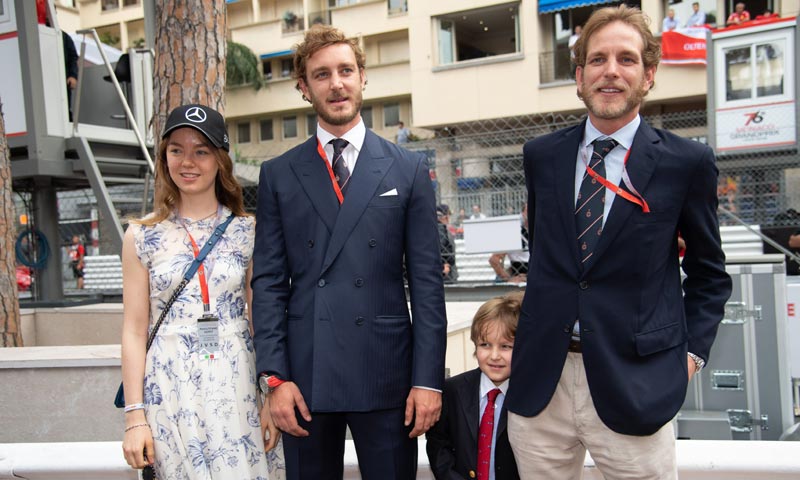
[251,25,446,479]
[505,6,732,479]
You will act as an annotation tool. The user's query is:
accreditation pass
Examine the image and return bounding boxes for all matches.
[198,314,221,360]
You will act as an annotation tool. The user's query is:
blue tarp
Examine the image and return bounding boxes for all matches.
[538,0,615,14]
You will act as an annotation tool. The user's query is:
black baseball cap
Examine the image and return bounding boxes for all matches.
[162,104,230,152]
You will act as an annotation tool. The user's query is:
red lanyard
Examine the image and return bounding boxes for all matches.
[582,145,650,213]
[317,139,344,205]
[182,222,215,313]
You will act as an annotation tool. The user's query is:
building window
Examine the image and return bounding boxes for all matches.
[307,114,317,136]
[384,103,400,127]
[237,122,251,143]
[102,0,119,11]
[281,58,294,78]
[262,60,273,81]
[435,2,520,65]
[388,0,408,15]
[260,119,274,141]
[283,116,298,138]
[123,0,139,6]
[361,106,373,129]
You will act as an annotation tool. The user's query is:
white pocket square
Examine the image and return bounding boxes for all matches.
[379,188,398,197]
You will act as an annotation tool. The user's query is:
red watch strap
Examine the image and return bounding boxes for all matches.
[267,376,286,388]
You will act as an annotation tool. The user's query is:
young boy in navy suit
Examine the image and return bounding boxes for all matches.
[427,293,521,479]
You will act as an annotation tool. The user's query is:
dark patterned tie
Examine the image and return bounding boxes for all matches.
[576,138,617,265]
[477,388,501,480]
[329,138,350,196]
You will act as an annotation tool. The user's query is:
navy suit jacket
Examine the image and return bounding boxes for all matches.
[251,130,447,412]
[426,369,519,480]
[506,119,732,436]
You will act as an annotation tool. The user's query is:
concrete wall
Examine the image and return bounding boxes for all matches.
[20,304,124,347]
[2,301,484,443]
[0,345,122,443]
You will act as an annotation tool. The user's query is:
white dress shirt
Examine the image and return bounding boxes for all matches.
[574,115,641,227]
[316,119,366,174]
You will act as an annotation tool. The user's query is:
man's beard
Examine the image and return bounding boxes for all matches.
[312,92,363,126]
[580,78,648,121]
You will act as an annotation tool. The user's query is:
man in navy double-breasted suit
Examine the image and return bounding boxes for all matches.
[251,25,446,480]
[505,6,732,479]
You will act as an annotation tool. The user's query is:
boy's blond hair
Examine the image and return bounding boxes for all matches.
[470,291,524,345]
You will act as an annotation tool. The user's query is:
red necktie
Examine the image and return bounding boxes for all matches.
[477,388,501,480]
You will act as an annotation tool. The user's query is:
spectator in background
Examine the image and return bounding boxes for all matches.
[568,25,582,58]
[437,205,458,283]
[396,121,411,144]
[63,32,79,121]
[37,0,79,121]
[68,235,85,289]
[662,8,680,31]
[470,204,486,220]
[727,2,751,26]
[489,204,529,284]
[686,2,707,27]
[455,207,467,227]
[569,25,582,78]
[756,9,779,19]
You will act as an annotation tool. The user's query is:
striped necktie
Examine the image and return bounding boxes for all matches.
[576,138,618,265]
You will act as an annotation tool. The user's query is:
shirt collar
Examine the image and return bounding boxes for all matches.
[317,119,366,154]
[479,371,509,398]
[583,115,640,151]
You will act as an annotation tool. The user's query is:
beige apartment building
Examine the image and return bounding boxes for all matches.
[55,0,798,165]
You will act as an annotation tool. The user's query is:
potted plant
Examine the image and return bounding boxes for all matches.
[283,10,298,29]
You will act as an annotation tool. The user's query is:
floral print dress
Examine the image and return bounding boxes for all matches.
[134,208,269,480]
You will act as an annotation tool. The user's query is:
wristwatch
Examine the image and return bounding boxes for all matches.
[688,352,706,372]
[258,374,285,394]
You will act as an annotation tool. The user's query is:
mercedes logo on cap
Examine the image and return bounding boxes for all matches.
[185,106,207,123]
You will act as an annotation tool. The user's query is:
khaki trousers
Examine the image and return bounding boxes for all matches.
[508,352,677,479]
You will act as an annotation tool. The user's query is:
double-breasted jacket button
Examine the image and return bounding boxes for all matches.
[308,240,314,248]
[579,280,589,290]
[369,239,377,247]
[318,279,326,287]
[354,278,364,287]
[355,316,365,326]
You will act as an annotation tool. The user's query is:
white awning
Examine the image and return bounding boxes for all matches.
[67,32,122,65]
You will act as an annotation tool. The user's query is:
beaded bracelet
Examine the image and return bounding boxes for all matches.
[124,403,145,413]
[124,423,150,433]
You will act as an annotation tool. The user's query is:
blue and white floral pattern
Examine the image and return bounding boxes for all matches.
[134,208,275,480]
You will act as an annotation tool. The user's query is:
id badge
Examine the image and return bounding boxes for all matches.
[197,314,221,360]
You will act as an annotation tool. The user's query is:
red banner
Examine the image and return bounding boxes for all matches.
[661,27,709,65]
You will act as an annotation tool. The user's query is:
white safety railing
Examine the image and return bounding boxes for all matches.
[1,440,799,479]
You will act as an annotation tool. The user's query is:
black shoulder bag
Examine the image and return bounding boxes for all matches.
[114,213,235,408]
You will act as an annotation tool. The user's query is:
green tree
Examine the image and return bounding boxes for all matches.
[227,41,264,90]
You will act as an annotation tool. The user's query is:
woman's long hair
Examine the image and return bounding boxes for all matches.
[132,133,248,226]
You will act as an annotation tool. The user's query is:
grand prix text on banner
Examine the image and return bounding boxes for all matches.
[662,27,709,65]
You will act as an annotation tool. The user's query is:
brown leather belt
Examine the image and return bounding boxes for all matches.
[568,339,582,353]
